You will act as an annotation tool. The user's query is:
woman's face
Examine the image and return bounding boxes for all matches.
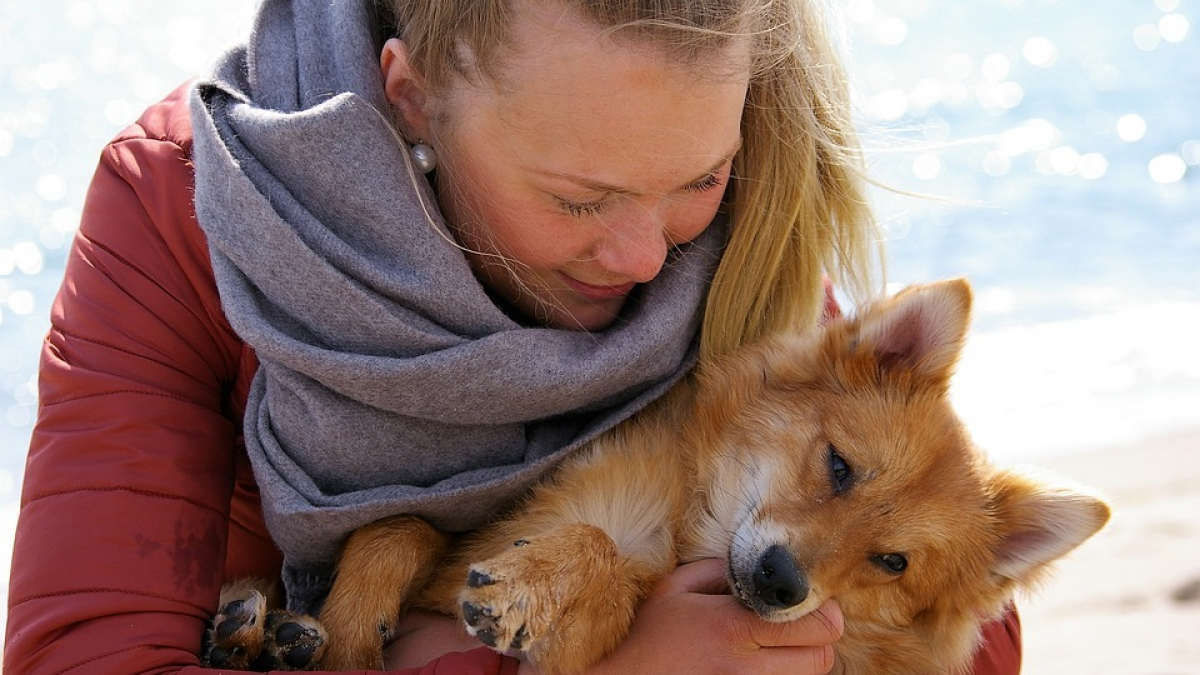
[384,5,750,330]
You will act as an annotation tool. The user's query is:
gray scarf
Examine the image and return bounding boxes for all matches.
[189,0,724,612]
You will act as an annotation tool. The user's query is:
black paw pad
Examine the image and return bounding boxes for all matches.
[216,617,244,641]
[273,621,304,645]
[467,569,494,588]
[463,600,505,648]
[475,627,498,648]
[282,644,318,669]
[462,601,485,625]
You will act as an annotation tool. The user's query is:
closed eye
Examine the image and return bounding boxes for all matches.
[683,171,725,193]
[556,195,608,217]
[828,445,853,493]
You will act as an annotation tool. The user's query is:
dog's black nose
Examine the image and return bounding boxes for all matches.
[754,545,808,609]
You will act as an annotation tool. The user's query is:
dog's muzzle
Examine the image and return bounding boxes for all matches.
[731,544,810,617]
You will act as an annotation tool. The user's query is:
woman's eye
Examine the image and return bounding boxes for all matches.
[556,196,606,217]
[684,171,725,193]
[686,170,720,192]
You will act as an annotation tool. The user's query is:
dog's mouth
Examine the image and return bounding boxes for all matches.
[727,556,746,601]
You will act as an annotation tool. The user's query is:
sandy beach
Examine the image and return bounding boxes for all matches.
[1010,427,1200,675]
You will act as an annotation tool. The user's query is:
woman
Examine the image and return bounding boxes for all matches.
[4,0,1019,673]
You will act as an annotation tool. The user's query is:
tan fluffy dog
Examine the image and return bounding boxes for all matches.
[204,278,1110,674]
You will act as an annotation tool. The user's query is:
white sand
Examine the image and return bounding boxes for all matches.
[1013,428,1200,675]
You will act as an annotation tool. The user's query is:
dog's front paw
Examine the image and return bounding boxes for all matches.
[202,590,269,670]
[459,539,541,653]
[459,524,631,674]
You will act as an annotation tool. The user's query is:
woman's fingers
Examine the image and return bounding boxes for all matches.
[745,600,844,648]
[653,557,731,596]
[662,560,844,648]
[623,559,843,675]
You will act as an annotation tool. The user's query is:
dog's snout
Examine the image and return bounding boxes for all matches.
[754,545,808,609]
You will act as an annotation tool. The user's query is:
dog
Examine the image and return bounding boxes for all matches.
[203,278,1111,674]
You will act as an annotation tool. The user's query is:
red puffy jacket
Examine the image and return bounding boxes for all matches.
[3,82,1019,675]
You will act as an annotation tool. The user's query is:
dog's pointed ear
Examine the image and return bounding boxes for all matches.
[854,278,972,380]
[988,469,1111,586]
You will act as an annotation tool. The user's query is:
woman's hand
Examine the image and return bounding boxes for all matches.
[575,558,843,675]
[382,609,483,670]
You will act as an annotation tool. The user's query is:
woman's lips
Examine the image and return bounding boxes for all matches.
[560,274,637,302]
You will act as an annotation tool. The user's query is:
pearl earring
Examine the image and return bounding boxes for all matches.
[410,141,437,174]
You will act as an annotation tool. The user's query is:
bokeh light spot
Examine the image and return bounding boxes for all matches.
[1078,153,1109,180]
[1023,37,1058,67]
[1134,24,1162,50]
[1181,140,1200,165]
[981,53,1012,82]
[6,291,35,317]
[1148,154,1187,184]
[1116,114,1147,142]
[1159,14,1190,43]
[912,153,942,180]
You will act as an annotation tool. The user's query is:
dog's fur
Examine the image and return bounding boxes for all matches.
[204,279,1110,674]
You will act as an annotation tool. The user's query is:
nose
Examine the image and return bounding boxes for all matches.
[593,205,670,284]
[754,545,809,609]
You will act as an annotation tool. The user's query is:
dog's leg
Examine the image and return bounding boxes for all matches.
[318,515,449,670]
[426,429,687,675]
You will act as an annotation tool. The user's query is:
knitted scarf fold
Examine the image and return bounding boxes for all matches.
[189,0,724,611]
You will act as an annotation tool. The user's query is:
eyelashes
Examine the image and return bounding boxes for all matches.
[555,170,727,218]
[557,196,607,218]
[684,171,725,194]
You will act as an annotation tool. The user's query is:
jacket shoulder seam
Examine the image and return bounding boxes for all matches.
[40,385,198,410]
[21,486,227,520]
[103,122,194,180]
[8,586,209,615]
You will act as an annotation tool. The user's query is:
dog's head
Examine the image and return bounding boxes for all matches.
[684,278,1110,673]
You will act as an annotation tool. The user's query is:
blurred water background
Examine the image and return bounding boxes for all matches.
[1,0,1198,642]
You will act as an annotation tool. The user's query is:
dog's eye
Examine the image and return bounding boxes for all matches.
[828,445,853,493]
[873,553,908,574]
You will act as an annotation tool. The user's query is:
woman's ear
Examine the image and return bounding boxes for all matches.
[380,37,433,142]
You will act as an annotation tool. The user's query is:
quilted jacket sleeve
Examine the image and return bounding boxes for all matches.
[1,86,520,675]
[4,95,243,674]
[971,608,1022,675]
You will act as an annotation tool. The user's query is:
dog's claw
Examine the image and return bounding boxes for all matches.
[511,625,530,650]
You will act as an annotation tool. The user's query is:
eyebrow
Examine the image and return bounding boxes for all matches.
[535,140,742,197]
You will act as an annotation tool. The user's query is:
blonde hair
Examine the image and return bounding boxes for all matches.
[378,0,883,362]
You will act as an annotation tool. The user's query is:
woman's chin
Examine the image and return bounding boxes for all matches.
[538,297,627,331]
